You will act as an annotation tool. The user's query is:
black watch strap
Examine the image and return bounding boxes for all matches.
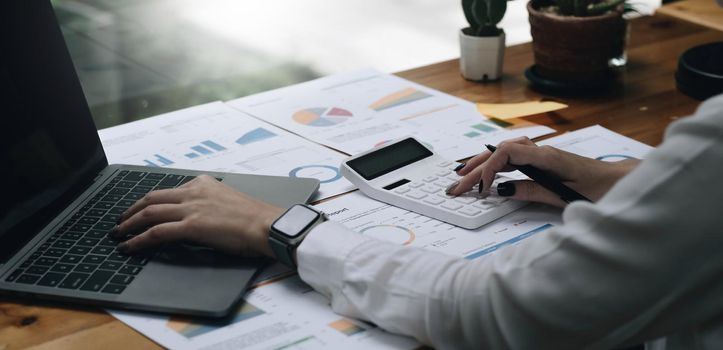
[269,235,297,268]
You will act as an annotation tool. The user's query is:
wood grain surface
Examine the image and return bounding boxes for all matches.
[1,13,721,350]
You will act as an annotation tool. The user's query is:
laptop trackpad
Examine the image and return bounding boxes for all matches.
[118,244,261,315]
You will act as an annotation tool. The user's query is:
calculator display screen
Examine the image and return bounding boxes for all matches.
[347,138,433,180]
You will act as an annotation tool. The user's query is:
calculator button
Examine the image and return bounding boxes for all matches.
[437,192,454,200]
[406,191,428,200]
[484,197,508,205]
[394,187,411,194]
[408,182,424,188]
[422,176,438,183]
[420,185,440,194]
[454,196,477,204]
[473,201,494,210]
[423,197,444,205]
[435,170,451,177]
[441,201,463,211]
[458,207,482,216]
[434,179,455,187]
[437,161,452,167]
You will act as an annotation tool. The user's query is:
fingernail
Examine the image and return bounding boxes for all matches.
[497,182,516,197]
[453,163,465,172]
[109,225,120,238]
[477,179,485,194]
[117,242,129,253]
[445,181,460,195]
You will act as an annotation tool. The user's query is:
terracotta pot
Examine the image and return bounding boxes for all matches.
[527,1,626,82]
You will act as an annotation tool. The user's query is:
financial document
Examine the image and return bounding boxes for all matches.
[540,125,653,160]
[98,102,355,200]
[227,68,555,161]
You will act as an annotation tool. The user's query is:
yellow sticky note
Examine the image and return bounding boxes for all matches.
[476,101,568,120]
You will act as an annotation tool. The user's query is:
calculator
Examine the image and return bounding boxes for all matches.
[340,137,526,229]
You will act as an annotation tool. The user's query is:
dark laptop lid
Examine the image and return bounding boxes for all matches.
[0,1,107,263]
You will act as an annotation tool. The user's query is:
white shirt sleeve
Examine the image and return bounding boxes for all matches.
[297,94,723,350]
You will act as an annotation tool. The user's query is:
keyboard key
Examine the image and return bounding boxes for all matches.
[159,174,184,187]
[123,192,144,201]
[405,191,427,200]
[43,248,66,257]
[101,284,126,294]
[99,261,123,271]
[101,194,122,202]
[38,272,66,287]
[27,266,49,275]
[98,237,117,247]
[35,257,58,266]
[50,239,73,249]
[94,222,115,231]
[146,173,165,180]
[5,269,23,282]
[109,188,129,196]
[86,209,107,217]
[127,256,151,266]
[69,246,91,255]
[437,192,455,200]
[434,179,456,187]
[17,274,41,284]
[437,161,453,167]
[131,186,152,194]
[124,171,147,181]
[115,180,136,188]
[82,255,105,264]
[91,246,114,255]
[51,263,74,273]
[62,231,83,240]
[78,217,99,225]
[423,197,445,205]
[107,253,129,262]
[77,238,101,247]
[70,223,92,232]
[59,272,90,289]
[84,230,107,239]
[179,176,196,186]
[60,254,83,264]
[93,202,114,210]
[435,170,452,177]
[441,201,463,211]
[408,181,423,188]
[120,265,142,275]
[110,274,134,285]
[80,270,114,292]
[458,207,482,216]
[74,263,98,274]
[100,214,120,223]
[118,199,135,207]
[109,207,126,215]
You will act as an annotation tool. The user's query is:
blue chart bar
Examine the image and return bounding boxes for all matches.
[185,153,199,159]
[201,140,226,151]
[191,145,212,155]
[155,154,174,166]
[144,160,159,167]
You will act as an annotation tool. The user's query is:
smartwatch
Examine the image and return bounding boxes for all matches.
[268,204,327,268]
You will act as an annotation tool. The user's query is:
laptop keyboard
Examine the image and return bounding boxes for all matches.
[4,170,195,295]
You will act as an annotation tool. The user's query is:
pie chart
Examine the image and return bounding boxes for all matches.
[292,107,353,127]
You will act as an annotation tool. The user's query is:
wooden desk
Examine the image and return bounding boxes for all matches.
[1,13,722,350]
[657,0,723,32]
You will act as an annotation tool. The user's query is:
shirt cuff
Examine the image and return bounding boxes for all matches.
[297,221,369,300]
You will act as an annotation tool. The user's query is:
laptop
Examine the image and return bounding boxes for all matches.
[0,1,319,317]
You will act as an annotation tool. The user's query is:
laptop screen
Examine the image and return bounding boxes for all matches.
[0,1,107,263]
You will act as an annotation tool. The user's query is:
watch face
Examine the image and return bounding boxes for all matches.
[272,205,320,238]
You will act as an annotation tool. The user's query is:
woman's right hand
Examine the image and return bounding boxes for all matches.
[447,137,640,207]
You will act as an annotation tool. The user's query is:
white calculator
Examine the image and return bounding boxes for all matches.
[341,137,526,229]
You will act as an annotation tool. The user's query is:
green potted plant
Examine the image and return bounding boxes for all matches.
[527,0,632,85]
[459,0,508,81]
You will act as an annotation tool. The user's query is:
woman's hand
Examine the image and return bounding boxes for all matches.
[111,175,285,256]
[447,137,640,207]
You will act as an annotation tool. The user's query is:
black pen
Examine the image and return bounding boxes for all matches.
[485,144,591,203]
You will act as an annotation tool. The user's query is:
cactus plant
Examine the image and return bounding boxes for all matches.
[462,0,507,37]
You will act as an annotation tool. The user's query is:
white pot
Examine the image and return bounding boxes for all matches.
[459,29,505,81]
